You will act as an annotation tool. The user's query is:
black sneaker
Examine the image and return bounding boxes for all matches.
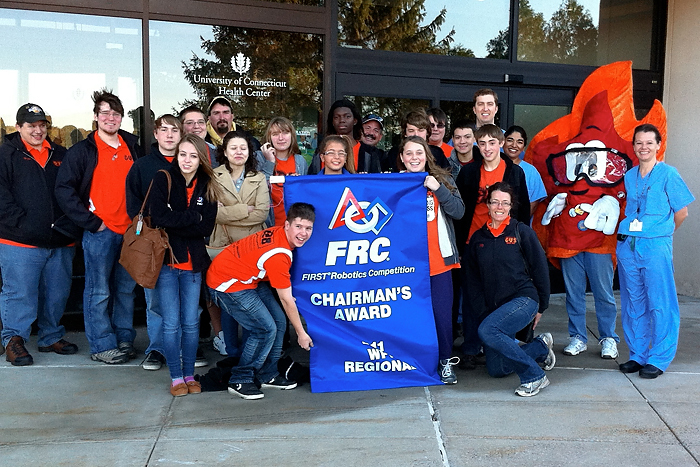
[195,347,209,367]
[142,351,165,371]
[261,375,298,390]
[228,382,264,400]
[117,342,137,360]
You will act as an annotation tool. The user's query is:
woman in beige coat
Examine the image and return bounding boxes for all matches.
[207,130,269,357]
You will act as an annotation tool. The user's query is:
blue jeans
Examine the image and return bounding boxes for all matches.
[221,311,249,357]
[82,229,136,354]
[156,266,202,379]
[144,288,163,355]
[561,252,619,343]
[0,244,75,347]
[478,296,546,384]
[210,282,286,384]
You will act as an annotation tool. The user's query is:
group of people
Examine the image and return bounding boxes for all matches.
[0,87,693,400]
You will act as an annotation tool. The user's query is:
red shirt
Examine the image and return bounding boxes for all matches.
[207,226,293,293]
[271,157,297,226]
[469,159,506,242]
[172,178,197,271]
[427,192,460,276]
[23,139,51,168]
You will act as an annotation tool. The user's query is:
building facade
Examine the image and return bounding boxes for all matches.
[1,0,697,295]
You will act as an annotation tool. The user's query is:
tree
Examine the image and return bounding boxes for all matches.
[516,0,547,61]
[338,0,473,57]
[544,0,598,65]
[181,27,323,137]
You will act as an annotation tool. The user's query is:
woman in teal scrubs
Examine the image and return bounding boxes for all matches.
[617,124,694,379]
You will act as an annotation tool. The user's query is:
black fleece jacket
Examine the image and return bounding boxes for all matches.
[55,129,142,235]
[466,219,550,322]
[125,143,174,219]
[146,165,217,274]
[0,133,76,247]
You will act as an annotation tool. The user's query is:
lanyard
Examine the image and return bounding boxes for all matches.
[635,163,657,217]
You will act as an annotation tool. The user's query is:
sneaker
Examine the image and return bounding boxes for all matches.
[515,375,550,397]
[5,336,33,366]
[91,348,128,364]
[600,337,618,359]
[213,331,227,356]
[195,347,208,367]
[563,336,587,356]
[142,351,165,371]
[538,333,556,371]
[261,375,297,390]
[228,382,264,400]
[438,357,460,384]
[117,342,137,360]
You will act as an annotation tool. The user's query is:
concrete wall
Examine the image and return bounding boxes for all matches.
[663,0,700,296]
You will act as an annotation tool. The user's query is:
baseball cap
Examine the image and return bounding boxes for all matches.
[16,103,48,125]
[362,114,384,129]
[207,96,233,115]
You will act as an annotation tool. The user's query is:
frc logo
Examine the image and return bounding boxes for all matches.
[329,187,393,235]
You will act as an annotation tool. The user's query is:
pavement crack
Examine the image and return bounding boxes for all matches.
[145,395,175,466]
[424,387,450,467]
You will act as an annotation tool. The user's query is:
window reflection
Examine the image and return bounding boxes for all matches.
[517,0,654,69]
[150,21,323,145]
[344,96,430,151]
[0,9,143,148]
[338,0,510,59]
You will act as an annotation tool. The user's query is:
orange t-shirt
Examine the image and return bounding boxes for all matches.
[207,226,293,293]
[270,156,297,226]
[23,139,51,168]
[352,142,361,171]
[468,158,506,242]
[487,216,511,237]
[427,192,460,276]
[164,155,175,163]
[89,133,133,234]
[172,178,197,271]
[440,142,453,159]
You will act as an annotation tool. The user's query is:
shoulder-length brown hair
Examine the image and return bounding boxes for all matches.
[396,136,455,190]
[262,117,301,156]
[177,134,221,202]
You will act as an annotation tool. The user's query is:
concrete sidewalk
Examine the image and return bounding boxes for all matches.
[2,293,699,466]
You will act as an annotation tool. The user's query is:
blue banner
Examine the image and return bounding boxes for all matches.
[285,173,441,393]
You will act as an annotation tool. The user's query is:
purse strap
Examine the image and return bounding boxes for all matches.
[139,169,172,216]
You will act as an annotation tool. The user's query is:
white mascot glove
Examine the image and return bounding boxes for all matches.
[580,195,620,235]
[541,193,568,226]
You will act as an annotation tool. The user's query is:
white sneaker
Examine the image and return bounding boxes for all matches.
[600,337,618,359]
[538,333,556,371]
[213,331,227,356]
[563,336,587,356]
[515,375,550,397]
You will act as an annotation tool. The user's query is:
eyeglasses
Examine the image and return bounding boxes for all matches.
[98,110,122,119]
[184,119,206,127]
[488,200,512,207]
[430,122,446,129]
[323,150,347,158]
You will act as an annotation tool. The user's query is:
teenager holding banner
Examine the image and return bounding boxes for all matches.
[398,136,465,384]
[317,135,356,175]
[466,182,554,397]
[207,203,315,400]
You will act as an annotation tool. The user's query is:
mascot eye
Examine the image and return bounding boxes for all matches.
[550,140,630,186]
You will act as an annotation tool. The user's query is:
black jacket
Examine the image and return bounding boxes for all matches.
[126,143,174,219]
[55,129,142,235]
[0,133,76,247]
[454,155,530,247]
[146,165,217,274]
[466,219,550,321]
[308,140,383,174]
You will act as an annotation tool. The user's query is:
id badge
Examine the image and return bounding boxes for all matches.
[630,219,643,232]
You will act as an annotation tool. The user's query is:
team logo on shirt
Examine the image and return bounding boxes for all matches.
[329,187,393,235]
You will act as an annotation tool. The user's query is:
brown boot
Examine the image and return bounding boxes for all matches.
[5,336,33,366]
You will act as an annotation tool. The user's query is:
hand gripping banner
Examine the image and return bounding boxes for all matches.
[285,173,441,392]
